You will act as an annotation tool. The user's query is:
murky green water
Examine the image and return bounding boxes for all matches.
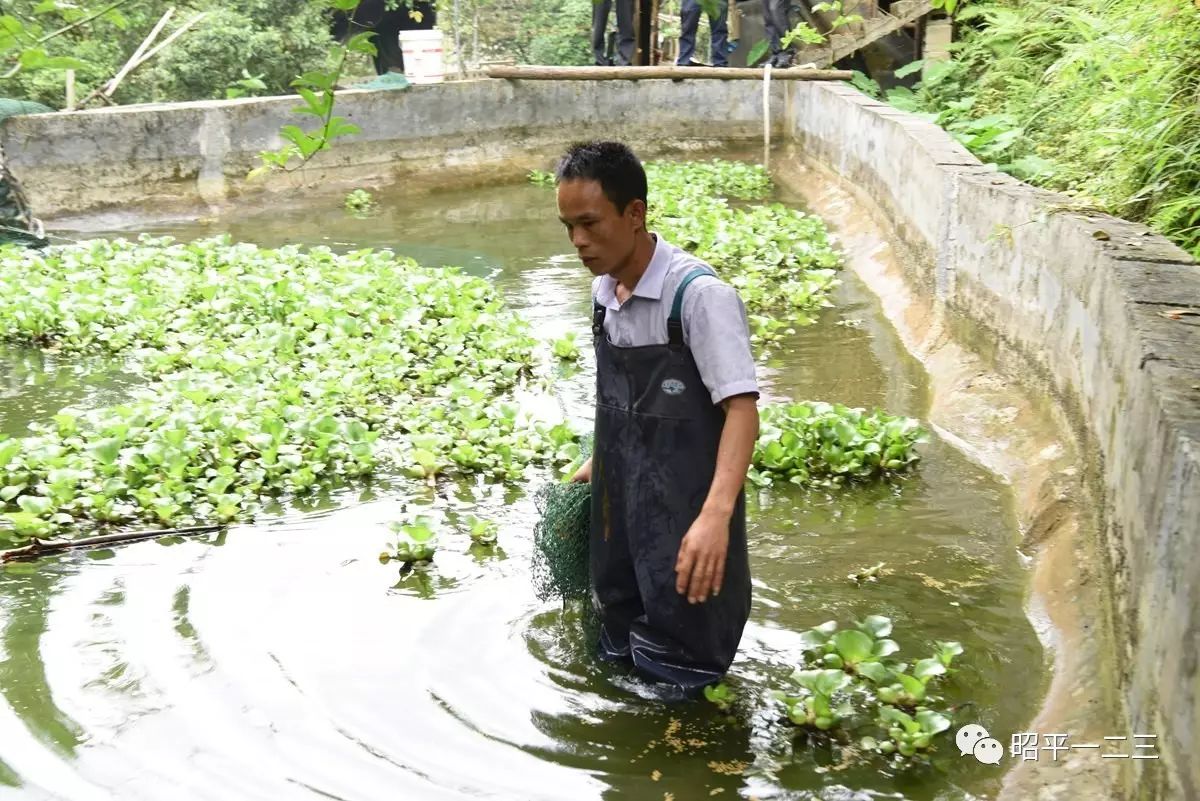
[0,177,1044,800]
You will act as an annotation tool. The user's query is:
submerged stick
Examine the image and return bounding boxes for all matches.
[0,523,225,563]
[486,65,853,81]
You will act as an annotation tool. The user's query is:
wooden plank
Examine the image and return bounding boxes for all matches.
[486,65,853,81]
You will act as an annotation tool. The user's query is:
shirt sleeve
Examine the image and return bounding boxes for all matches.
[682,281,760,405]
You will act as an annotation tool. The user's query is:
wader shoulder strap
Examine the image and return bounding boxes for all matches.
[592,300,606,340]
[667,267,716,349]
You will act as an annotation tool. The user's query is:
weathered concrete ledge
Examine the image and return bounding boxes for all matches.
[3,78,1198,799]
[785,80,1200,800]
[0,79,789,220]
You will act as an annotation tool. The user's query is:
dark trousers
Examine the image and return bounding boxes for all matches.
[592,0,635,66]
[677,0,729,66]
[762,0,794,64]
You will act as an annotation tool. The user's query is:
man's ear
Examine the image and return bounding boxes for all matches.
[628,199,647,231]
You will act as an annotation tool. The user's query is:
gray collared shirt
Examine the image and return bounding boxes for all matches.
[592,233,759,405]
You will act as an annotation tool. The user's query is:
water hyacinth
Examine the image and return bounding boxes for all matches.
[776,615,963,762]
[751,401,925,487]
[0,237,579,543]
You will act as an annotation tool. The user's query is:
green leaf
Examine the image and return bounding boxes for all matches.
[16,495,51,516]
[915,709,952,735]
[894,59,925,79]
[879,705,914,728]
[832,629,874,663]
[37,56,88,71]
[872,638,900,658]
[347,31,378,56]
[913,658,946,682]
[747,39,770,67]
[935,640,964,666]
[798,627,831,650]
[295,87,329,117]
[292,71,334,91]
[814,668,851,696]
[857,661,891,684]
[896,673,926,699]
[858,614,893,638]
[18,47,47,69]
[325,117,361,140]
[0,440,20,469]
[89,437,123,465]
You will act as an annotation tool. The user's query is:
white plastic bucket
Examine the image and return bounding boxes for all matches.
[398,29,445,84]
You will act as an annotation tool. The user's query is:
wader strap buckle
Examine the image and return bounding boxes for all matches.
[592,301,606,340]
[667,267,716,349]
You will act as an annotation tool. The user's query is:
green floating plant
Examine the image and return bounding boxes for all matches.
[551,333,581,362]
[465,515,498,545]
[776,614,965,763]
[385,517,438,563]
[751,402,926,487]
[0,238,582,543]
[344,188,375,214]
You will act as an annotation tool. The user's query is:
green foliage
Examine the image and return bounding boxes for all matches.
[782,22,827,48]
[889,0,1200,258]
[386,516,438,562]
[527,169,556,187]
[225,69,268,100]
[644,160,843,343]
[750,401,925,487]
[551,333,580,361]
[746,39,770,67]
[344,188,375,214]
[451,0,592,66]
[465,515,498,544]
[3,0,332,108]
[703,681,735,711]
[0,237,583,543]
[776,615,963,763]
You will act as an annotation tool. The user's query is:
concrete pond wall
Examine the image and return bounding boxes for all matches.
[4,78,1199,799]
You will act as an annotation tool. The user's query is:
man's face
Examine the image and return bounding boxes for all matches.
[556,178,645,277]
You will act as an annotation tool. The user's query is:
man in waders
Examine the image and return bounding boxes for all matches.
[558,141,759,697]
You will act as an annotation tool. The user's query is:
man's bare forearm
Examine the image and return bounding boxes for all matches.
[701,395,759,520]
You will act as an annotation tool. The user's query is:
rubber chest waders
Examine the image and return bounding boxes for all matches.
[589,267,752,694]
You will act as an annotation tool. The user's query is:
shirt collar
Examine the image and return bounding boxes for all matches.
[596,233,670,310]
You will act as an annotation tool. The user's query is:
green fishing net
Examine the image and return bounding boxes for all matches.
[531,441,592,603]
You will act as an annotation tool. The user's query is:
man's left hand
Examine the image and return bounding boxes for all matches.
[675,509,731,604]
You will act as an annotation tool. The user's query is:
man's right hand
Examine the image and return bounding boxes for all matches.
[571,456,592,483]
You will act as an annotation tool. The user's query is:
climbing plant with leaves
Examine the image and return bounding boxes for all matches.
[252,0,373,176]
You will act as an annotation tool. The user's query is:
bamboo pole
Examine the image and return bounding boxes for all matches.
[486,65,852,81]
[104,6,175,96]
[77,10,205,108]
[0,524,226,563]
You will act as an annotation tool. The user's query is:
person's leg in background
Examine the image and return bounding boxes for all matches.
[762,0,794,66]
[613,0,636,65]
[708,0,730,67]
[677,0,701,65]
[592,0,614,65]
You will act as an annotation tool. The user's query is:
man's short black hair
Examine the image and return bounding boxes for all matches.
[555,141,648,214]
